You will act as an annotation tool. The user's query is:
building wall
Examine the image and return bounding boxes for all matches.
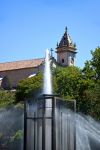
[57,52,68,66]
[68,51,76,66]
[57,50,76,66]
[0,66,42,88]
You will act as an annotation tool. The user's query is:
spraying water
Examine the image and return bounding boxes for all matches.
[76,113,100,150]
[0,50,100,150]
[43,49,52,94]
[0,107,23,150]
[42,49,100,150]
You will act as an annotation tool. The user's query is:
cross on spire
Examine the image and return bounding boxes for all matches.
[50,48,53,57]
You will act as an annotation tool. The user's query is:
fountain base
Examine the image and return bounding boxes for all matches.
[24,95,76,150]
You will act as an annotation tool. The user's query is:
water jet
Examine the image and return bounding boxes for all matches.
[23,49,100,150]
[23,49,76,150]
[0,50,100,150]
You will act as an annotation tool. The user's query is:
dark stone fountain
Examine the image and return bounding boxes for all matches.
[24,94,76,150]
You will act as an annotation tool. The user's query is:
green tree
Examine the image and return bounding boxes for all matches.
[85,80,100,120]
[16,73,43,101]
[80,47,100,119]
[53,66,96,116]
[91,47,100,79]
[0,90,15,108]
[82,60,96,80]
[53,66,83,99]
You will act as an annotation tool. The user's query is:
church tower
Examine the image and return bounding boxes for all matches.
[56,27,77,66]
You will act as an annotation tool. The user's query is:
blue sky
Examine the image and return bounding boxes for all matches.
[0,0,100,68]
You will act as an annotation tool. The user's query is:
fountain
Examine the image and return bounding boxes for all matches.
[0,49,100,150]
[24,49,100,150]
[43,49,52,95]
[24,49,76,150]
[0,106,23,150]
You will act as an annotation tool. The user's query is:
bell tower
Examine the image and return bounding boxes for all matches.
[56,27,77,66]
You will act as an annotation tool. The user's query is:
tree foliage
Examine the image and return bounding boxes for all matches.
[86,80,100,119]
[0,90,15,108]
[91,47,100,79]
[15,73,43,101]
[53,66,82,99]
[53,66,94,114]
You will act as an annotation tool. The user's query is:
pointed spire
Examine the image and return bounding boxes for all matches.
[57,27,76,49]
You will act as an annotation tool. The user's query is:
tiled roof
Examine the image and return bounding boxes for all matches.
[0,58,44,71]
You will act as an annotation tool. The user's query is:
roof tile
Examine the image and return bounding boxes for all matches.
[0,58,44,71]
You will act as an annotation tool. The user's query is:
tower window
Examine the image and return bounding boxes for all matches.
[71,58,74,64]
[62,59,64,63]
